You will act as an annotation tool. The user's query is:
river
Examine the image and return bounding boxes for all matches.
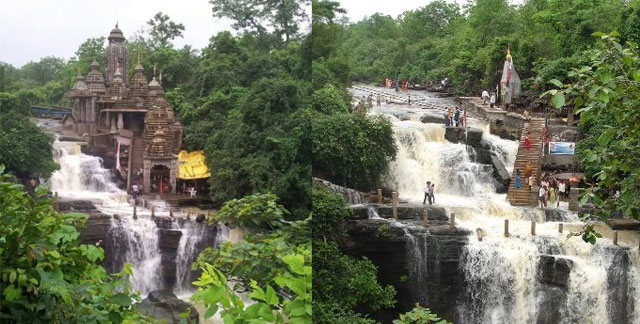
[350,85,640,324]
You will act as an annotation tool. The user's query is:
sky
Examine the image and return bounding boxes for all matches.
[0,0,234,67]
[339,0,450,22]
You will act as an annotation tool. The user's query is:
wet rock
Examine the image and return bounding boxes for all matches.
[374,204,448,221]
[490,154,510,192]
[138,290,199,324]
[537,255,573,287]
[158,229,182,250]
[543,208,571,222]
[345,219,470,322]
[605,246,634,324]
[420,114,445,124]
[465,128,484,146]
[196,214,206,223]
[535,285,566,324]
[444,127,465,143]
[312,177,371,204]
[58,198,97,212]
[606,218,640,231]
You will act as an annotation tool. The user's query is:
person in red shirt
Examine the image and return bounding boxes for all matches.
[524,133,531,151]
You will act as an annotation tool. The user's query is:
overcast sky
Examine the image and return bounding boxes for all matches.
[0,0,234,67]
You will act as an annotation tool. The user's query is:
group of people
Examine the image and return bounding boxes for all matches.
[481,90,497,108]
[538,177,569,208]
[423,181,436,205]
[444,106,466,128]
[130,183,144,200]
[382,77,411,92]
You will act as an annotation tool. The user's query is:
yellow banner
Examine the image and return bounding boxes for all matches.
[177,150,211,180]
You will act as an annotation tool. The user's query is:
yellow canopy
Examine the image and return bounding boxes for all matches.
[177,150,211,180]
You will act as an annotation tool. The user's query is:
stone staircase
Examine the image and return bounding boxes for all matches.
[130,135,145,185]
[507,118,545,206]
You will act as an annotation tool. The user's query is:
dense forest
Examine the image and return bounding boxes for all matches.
[2,0,640,322]
[0,0,312,322]
[311,0,640,322]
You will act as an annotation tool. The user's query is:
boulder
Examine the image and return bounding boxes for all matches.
[138,290,199,324]
[543,208,572,222]
[58,198,97,212]
[490,154,510,190]
[158,229,182,249]
[537,255,573,287]
[374,204,448,221]
[444,127,465,143]
[465,128,484,146]
[606,218,640,231]
[345,220,470,322]
[196,213,206,223]
[420,114,445,124]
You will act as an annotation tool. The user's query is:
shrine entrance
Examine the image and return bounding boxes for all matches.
[150,165,170,194]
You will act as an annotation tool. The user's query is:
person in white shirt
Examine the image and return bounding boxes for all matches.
[490,93,496,108]
[431,184,436,204]
[132,184,139,200]
[423,181,431,205]
[482,90,490,104]
[539,186,546,208]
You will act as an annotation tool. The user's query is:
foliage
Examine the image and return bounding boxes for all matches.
[197,193,310,289]
[310,187,351,241]
[212,193,290,230]
[0,168,152,323]
[0,111,59,178]
[332,0,630,94]
[147,12,185,49]
[312,188,396,324]
[210,0,309,42]
[313,241,396,314]
[392,304,453,324]
[544,32,640,240]
[312,112,396,191]
[191,251,311,324]
[312,84,350,114]
[192,192,311,323]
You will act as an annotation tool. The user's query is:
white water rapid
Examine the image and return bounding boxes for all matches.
[353,85,640,324]
[49,140,225,297]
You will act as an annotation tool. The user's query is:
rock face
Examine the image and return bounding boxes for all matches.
[537,255,573,287]
[444,127,466,143]
[312,177,372,204]
[350,204,448,222]
[420,114,445,124]
[345,218,470,323]
[138,290,199,324]
[490,154,511,193]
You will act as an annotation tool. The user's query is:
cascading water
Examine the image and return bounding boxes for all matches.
[353,86,640,324]
[49,140,225,298]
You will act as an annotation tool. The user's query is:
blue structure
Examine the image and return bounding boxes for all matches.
[30,105,72,116]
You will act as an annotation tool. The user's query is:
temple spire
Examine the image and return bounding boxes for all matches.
[506,45,512,61]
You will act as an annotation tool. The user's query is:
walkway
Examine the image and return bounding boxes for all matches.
[507,118,545,206]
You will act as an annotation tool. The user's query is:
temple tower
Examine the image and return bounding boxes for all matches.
[104,23,129,87]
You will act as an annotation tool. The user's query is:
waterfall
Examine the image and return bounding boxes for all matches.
[108,217,164,296]
[358,86,640,324]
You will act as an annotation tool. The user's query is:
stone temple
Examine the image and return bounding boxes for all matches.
[68,24,182,194]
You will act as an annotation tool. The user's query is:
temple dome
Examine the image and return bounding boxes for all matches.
[108,23,125,43]
[86,58,106,94]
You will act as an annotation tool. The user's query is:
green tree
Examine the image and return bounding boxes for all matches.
[0,169,152,323]
[545,32,640,242]
[0,111,58,179]
[210,0,309,43]
[191,193,311,323]
[147,11,185,48]
[312,188,396,324]
[312,112,396,191]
